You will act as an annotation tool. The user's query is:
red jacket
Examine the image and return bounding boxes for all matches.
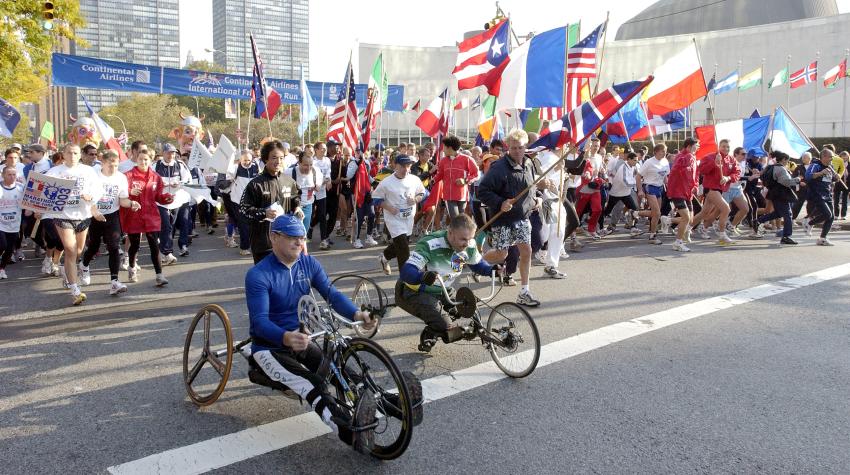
[699,153,740,192]
[432,154,479,201]
[120,167,173,234]
[667,150,698,200]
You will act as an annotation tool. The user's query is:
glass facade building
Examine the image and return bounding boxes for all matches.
[212,0,309,79]
[75,0,180,114]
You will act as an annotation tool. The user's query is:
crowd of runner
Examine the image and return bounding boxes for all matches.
[0,130,847,307]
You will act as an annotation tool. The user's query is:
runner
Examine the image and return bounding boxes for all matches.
[805,148,838,246]
[695,139,738,245]
[0,166,24,279]
[431,136,478,219]
[44,143,103,305]
[227,150,260,255]
[723,147,750,236]
[80,150,141,294]
[154,143,192,262]
[636,143,671,245]
[120,150,173,286]
[372,154,426,275]
[666,138,700,252]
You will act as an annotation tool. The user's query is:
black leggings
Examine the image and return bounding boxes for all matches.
[128,232,162,274]
[310,197,327,239]
[0,231,16,270]
[83,212,122,280]
[382,234,410,266]
[603,194,638,217]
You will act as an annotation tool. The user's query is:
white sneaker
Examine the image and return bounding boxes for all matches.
[717,232,736,246]
[179,245,190,257]
[155,273,169,287]
[79,265,92,286]
[364,235,378,246]
[660,216,672,235]
[630,227,645,238]
[590,232,601,241]
[534,250,547,266]
[50,264,60,277]
[684,225,693,243]
[239,249,252,256]
[70,285,87,306]
[162,253,177,265]
[120,254,129,271]
[110,279,128,295]
[40,256,52,275]
[816,237,834,246]
[353,239,364,249]
[14,249,24,262]
[379,255,391,275]
[559,249,570,259]
[319,239,330,250]
[128,265,139,283]
[803,218,813,237]
[672,240,691,252]
[0,269,7,279]
[697,224,711,240]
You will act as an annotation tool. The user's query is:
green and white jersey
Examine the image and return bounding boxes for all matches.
[405,230,482,294]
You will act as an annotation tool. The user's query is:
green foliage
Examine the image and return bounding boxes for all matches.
[99,94,191,147]
[0,0,85,105]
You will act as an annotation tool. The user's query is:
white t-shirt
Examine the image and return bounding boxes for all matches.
[292,165,321,206]
[372,173,426,238]
[44,164,103,220]
[314,156,332,200]
[28,158,52,177]
[0,183,24,233]
[536,151,565,198]
[638,157,670,187]
[609,161,636,197]
[94,170,130,215]
[0,163,25,185]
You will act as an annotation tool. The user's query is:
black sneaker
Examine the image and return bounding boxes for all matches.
[352,390,377,455]
[418,327,438,353]
[502,275,517,287]
[543,266,567,279]
[780,236,798,245]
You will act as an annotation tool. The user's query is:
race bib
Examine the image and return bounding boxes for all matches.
[400,207,412,218]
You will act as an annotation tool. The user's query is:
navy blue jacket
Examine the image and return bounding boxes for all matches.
[477,155,536,227]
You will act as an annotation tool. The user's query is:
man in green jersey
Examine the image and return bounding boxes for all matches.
[397,214,499,352]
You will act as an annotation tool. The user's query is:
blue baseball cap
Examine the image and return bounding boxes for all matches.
[162,143,177,153]
[395,154,415,165]
[270,214,306,237]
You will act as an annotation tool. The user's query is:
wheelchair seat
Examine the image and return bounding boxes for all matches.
[247,356,298,399]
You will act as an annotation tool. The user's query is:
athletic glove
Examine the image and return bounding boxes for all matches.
[421,271,439,285]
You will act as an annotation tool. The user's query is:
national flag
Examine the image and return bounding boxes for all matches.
[297,65,318,137]
[453,97,470,110]
[420,178,443,213]
[738,67,762,91]
[790,61,817,89]
[823,59,847,88]
[567,23,605,78]
[565,78,591,114]
[768,67,789,89]
[477,95,500,141]
[39,121,55,143]
[470,96,481,110]
[704,74,716,101]
[694,116,771,159]
[453,19,511,95]
[602,95,647,143]
[0,98,20,138]
[713,70,738,95]
[539,107,564,121]
[360,87,378,150]
[769,106,814,158]
[411,99,421,112]
[250,34,282,120]
[415,89,449,138]
[368,52,389,109]
[496,25,570,111]
[401,101,409,112]
[642,106,688,137]
[82,94,115,141]
[529,77,655,151]
[644,43,707,115]
[326,58,361,151]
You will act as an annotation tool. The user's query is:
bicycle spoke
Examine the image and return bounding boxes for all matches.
[207,353,226,376]
[186,354,206,385]
[202,311,211,353]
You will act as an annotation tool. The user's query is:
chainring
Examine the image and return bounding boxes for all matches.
[454,287,478,319]
[297,294,324,334]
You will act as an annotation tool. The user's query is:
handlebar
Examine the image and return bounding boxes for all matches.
[434,270,499,306]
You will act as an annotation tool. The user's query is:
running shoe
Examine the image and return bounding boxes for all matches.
[206,226,215,235]
[50,264,60,277]
[364,235,378,246]
[648,234,662,245]
[516,290,541,307]
[128,265,139,283]
[239,249,252,256]
[502,275,517,287]
[717,233,736,246]
[162,253,178,265]
[672,240,691,252]
[379,255,391,275]
[353,239,364,249]
[803,218,813,237]
[179,245,190,257]
[816,237,834,246]
[533,250,547,266]
[559,249,570,259]
[14,249,24,262]
[0,269,7,279]
[40,256,52,275]
[110,279,128,295]
[71,285,87,306]
[155,274,169,287]
[319,239,330,250]
[630,228,645,238]
[543,266,567,279]
[570,237,584,251]
[698,224,711,240]
[779,237,798,245]
[79,265,91,286]
[590,232,602,241]
[120,254,129,271]
[599,227,614,236]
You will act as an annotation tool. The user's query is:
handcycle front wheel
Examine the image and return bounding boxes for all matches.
[182,304,234,406]
[330,274,387,339]
[485,302,541,378]
[339,337,415,460]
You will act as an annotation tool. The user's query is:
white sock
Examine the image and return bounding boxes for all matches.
[521,284,530,293]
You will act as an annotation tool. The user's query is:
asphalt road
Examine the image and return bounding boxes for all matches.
[1,221,849,474]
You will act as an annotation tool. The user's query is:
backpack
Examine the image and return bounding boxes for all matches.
[760,164,776,189]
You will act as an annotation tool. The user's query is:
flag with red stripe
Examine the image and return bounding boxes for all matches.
[790,61,817,89]
[326,59,361,151]
[452,19,511,95]
[567,23,604,78]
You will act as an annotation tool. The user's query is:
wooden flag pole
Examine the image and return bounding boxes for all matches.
[692,38,715,127]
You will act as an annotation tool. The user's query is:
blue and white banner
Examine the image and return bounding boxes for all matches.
[51,53,405,111]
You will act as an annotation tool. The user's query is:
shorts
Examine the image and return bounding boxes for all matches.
[490,219,531,250]
[671,198,693,211]
[722,187,743,202]
[54,218,91,233]
[644,184,663,198]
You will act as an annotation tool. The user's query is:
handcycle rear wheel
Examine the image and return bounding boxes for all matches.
[339,337,415,460]
[330,274,386,339]
[182,304,234,406]
[485,302,541,378]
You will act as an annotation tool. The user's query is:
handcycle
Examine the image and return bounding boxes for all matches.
[330,271,541,378]
[181,279,421,460]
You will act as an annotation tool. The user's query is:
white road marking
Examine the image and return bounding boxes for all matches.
[107,263,850,475]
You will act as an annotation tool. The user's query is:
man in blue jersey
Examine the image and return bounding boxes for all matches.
[245,214,388,454]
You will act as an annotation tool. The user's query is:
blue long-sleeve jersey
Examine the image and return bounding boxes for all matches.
[245,253,358,353]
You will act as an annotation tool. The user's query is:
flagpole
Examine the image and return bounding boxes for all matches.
[592,12,611,97]
[785,55,791,111]
[760,58,765,114]
[736,59,742,117]
[319,84,324,144]
[692,38,715,127]
[814,51,820,137]
[466,91,471,143]
[246,99,253,149]
[839,48,850,137]
[713,63,718,121]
